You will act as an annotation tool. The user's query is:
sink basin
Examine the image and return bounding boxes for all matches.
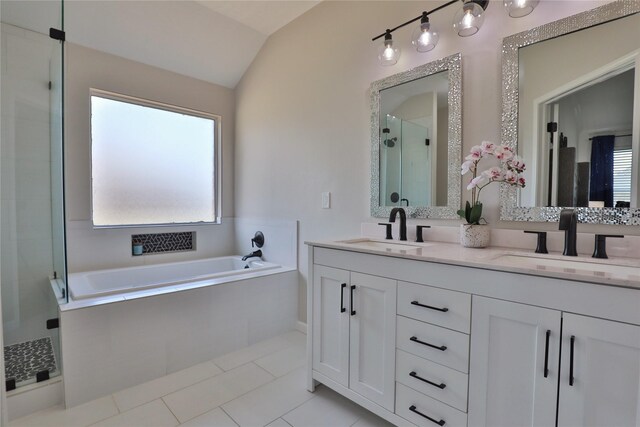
[337,239,430,254]
[496,254,640,279]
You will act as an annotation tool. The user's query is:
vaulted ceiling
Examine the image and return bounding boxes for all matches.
[1,0,319,88]
[60,1,320,89]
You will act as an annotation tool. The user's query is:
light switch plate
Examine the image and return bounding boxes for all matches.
[322,192,331,209]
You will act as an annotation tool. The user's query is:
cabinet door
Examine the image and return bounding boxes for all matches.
[349,272,396,411]
[468,296,561,427]
[312,265,350,387]
[558,314,640,427]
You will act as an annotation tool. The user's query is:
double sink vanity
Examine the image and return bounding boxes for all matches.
[307,1,640,425]
[306,231,640,427]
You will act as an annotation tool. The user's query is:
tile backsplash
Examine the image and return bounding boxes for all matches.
[131,231,195,255]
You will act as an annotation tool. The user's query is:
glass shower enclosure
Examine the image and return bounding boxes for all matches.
[1,0,67,391]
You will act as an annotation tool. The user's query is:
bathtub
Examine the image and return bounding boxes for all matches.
[68,256,280,300]
[61,256,298,407]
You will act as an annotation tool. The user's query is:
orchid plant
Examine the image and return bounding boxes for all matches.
[458,141,526,225]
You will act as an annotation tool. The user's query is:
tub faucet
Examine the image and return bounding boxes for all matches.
[389,207,407,241]
[559,208,578,256]
[242,250,262,261]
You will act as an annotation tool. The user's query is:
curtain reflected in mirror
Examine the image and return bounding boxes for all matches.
[517,11,639,209]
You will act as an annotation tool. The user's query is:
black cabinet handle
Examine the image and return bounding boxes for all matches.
[409,371,446,389]
[409,405,445,426]
[350,285,356,316]
[569,335,575,386]
[544,330,550,378]
[340,283,346,313]
[410,336,447,351]
[411,300,449,313]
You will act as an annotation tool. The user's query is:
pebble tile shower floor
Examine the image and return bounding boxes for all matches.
[4,337,57,385]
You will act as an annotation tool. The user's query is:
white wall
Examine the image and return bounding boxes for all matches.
[65,44,237,272]
[234,0,613,322]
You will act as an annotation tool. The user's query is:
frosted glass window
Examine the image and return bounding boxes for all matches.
[91,93,218,226]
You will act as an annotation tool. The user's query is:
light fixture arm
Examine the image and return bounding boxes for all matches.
[371,0,489,41]
[371,0,459,41]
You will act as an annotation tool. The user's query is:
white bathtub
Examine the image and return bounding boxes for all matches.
[68,256,280,300]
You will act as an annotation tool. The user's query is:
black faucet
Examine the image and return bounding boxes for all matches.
[559,209,578,256]
[389,207,407,241]
[242,250,262,261]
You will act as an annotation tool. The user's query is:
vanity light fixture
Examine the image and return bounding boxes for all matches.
[503,0,539,18]
[373,0,533,64]
[378,30,401,66]
[412,12,439,52]
[453,0,488,37]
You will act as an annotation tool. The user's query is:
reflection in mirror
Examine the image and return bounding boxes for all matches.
[370,53,461,219]
[518,12,639,209]
[379,71,448,207]
[500,1,640,224]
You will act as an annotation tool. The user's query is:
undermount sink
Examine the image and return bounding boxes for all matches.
[337,239,430,254]
[496,254,640,279]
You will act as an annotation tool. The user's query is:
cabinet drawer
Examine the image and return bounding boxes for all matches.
[397,316,469,373]
[396,383,467,427]
[396,350,468,412]
[398,281,471,334]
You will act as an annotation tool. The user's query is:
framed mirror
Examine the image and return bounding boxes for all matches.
[500,0,640,224]
[370,53,461,219]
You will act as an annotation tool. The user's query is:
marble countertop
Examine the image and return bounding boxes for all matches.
[306,238,640,290]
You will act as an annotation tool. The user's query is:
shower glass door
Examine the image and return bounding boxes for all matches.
[1,0,66,390]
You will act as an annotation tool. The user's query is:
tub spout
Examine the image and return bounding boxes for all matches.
[242,250,262,261]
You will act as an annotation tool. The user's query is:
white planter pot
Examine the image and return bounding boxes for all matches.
[460,224,490,248]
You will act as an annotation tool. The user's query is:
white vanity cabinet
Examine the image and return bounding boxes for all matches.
[312,265,397,411]
[468,296,561,426]
[307,244,640,427]
[469,296,640,427]
[558,314,640,427]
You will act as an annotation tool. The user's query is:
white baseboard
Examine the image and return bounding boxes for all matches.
[296,321,307,334]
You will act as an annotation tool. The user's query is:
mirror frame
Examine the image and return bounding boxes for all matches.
[370,53,462,219]
[500,0,640,225]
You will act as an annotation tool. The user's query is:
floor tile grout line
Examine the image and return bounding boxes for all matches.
[219,406,240,427]
[158,397,181,426]
[112,363,225,413]
[214,334,303,372]
[174,362,278,424]
[274,391,320,426]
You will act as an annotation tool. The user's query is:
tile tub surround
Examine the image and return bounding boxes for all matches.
[60,270,298,408]
[10,331,393,427]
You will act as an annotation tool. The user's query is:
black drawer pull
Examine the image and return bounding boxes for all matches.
[569,335,575,386]
[340,283,346,313]
[411,300,449,312]
[409,405,445,426]
[410,336,447,351]
[350,285,356,316]
[410,371,446,389]
[544,330,550,378]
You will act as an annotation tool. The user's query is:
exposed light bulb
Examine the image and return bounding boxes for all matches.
[504,0,539,17]
[377,30,400,66]
[411,12,439,53]
[453,1,486,37]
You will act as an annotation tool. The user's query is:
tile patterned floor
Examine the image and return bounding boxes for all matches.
[4,337,57,384]
[10,331,395,427]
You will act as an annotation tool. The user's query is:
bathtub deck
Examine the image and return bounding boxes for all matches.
[9,331,392,427]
